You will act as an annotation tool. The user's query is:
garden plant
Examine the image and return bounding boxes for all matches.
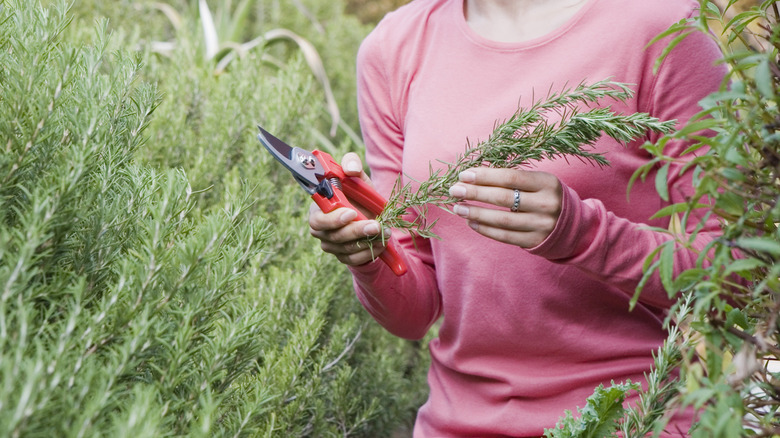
[0,0,427,436]
[545,1,780,436]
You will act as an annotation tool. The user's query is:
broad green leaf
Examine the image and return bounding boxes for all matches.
[727,0,743,10]
[754,57,776,99]
[650,202,709,220]
[704,1,721,16]
[659,241,675,294]
[724,11,761,36]
[680,141,707,156]
[627,158,658,197]
[647,20,692,47]
[672,268,707,292]
[725,308,749,330]
[692,165,704,187]
[655,162,670,202]
[654,30,694,73]
[545,381,638,438]
[631,258,660,310]
[715,191,746,217]
[718,167,745,182]
[735,237,780,256]
[723,145,748,166]
[673,118,720,138]
[723,258,766,276]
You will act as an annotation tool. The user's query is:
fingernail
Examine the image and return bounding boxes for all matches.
[344,161,361,173]
[458,170,476,183]
[449,184,466,198]
[340,209,357,222]
[468,221,478,231]
[363,222,380,235]
[453,204,469,217]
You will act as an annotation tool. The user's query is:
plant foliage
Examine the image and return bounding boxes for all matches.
[546,381,641,438]
[546,0,780,436]
[0,1,427,436]
[632,1,780,436]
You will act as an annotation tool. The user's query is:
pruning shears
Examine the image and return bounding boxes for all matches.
[257,125,407,276]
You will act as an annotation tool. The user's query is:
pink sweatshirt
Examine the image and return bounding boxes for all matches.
[348,0,726,436]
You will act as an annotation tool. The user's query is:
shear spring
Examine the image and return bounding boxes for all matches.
[329,177,342,190]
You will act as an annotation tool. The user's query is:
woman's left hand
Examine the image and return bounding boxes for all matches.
[448,167,563,248]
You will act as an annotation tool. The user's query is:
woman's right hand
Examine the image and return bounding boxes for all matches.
[308,152,389,267]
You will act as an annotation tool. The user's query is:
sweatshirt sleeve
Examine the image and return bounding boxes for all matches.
[347,29,442,340]
[529,26,728,309]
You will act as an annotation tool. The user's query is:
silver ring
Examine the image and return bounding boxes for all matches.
[511,189,521,212]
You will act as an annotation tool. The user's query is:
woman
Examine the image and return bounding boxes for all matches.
[310,0,726,436]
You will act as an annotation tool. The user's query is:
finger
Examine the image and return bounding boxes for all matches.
[321,236,388,257]
[309,205,359,232]
[307,200,390,267]
[485,207,556,235]
[451,170,561,215]
[450,184,559,215]
[458,167,554,192]
[310,217,382,244]
[453,204,553,233]
[450,184,528,212]
[335,246,388,267]
[309,203,381,237]
[319,230,389,267]
[453,204,556,248]
[341,152,374,185]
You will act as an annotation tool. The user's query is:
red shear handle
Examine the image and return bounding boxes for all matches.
[311,150,406,276]
[312,191,407,276]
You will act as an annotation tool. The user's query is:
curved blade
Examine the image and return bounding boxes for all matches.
[257,125,323,195]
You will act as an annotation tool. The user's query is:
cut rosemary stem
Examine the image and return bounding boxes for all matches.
[376,80,677,240]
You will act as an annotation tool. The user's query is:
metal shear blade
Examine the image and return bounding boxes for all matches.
[257,125,323,195]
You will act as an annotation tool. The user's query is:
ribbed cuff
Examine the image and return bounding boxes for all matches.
[527,183,589,261]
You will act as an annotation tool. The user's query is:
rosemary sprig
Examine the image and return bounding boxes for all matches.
[377,80,678,239]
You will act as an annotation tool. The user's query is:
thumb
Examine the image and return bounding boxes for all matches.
[341,152,372,184]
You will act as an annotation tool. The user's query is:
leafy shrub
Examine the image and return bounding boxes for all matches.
[635,1,780,435]
[0,1,427,436]
[545,1,780,436]
[48,0,373,136]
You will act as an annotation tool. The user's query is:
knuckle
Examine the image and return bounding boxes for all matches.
[466,206,481,221]
[507,170,525,188]
[496,213,514,229]
[536,199,555,214]
[464,185,477,199]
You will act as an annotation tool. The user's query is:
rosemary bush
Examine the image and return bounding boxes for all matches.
[1,1,426,436]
